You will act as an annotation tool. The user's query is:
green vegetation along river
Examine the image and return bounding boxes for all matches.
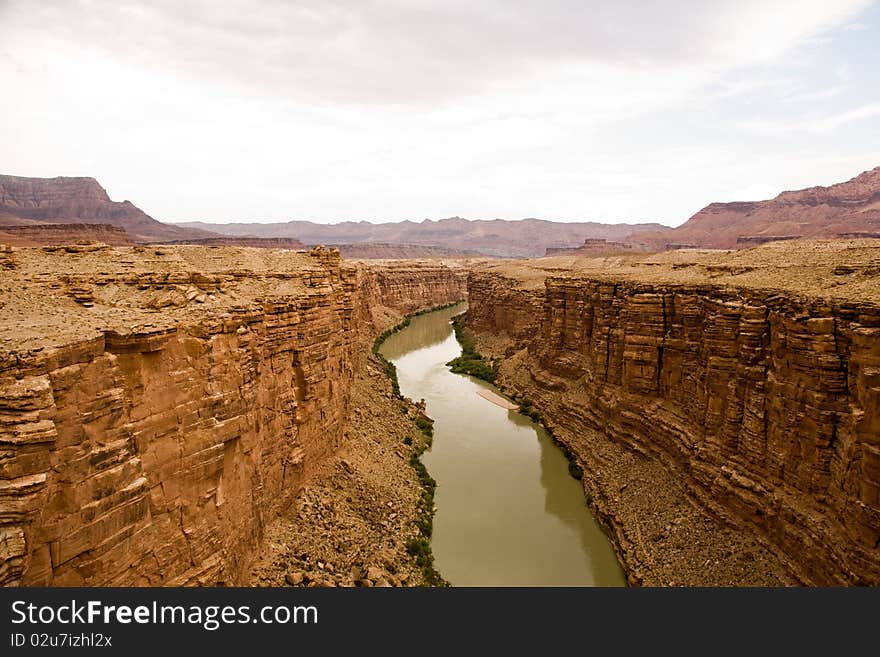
[380,302,625,586]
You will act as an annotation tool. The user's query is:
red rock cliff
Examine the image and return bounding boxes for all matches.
[0,246,465,586]
[465,253,880,585]
[0,223,134,246]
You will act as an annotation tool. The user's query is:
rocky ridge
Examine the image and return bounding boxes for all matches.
[179,217,669,258]
[0,175,215,243]
[632,167,880,249]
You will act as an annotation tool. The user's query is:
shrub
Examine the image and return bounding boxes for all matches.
[446,318,499,383]
[447,357,497,382]
[519,404,542,423]
[414,518,432,537]
[414,416,434,437]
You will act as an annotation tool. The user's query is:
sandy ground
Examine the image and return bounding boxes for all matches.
[476,388,519,410]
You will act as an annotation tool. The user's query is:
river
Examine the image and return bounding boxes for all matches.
[380,303,625,586]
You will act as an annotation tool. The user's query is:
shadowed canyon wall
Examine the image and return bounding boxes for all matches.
[0,246,465,586]
[466,270,880,585]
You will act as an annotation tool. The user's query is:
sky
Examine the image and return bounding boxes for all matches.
[1,1,879,226]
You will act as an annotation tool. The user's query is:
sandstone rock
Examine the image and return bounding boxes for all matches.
[629,166,880,249]
[0,175,213,243]
[466,267,880,585]
[0,246,466,586]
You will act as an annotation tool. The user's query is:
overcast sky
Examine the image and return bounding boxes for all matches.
[2,0,879,226]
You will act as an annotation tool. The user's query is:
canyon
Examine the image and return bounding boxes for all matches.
[464,239,880,585]
[1,237,879,586]
[0,244,465,586]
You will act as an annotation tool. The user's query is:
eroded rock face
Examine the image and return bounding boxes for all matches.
[0,246,465,586]
[465,273,543,349]
[154,237,305,249]
[631,166,880,249]
[466,270,880,585]
[358,261,469,315]
[0,175,215,243]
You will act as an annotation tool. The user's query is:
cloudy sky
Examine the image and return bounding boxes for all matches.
[2,1,879,226]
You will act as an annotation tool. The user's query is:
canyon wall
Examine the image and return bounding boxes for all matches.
[0,246,465,586]
[358,261,469,315]
[466,269,880,585]
[466,273,544,347]
[154,237,305,248]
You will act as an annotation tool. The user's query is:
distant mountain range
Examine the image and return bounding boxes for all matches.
[2,166,879,255]
[177,216,668,257]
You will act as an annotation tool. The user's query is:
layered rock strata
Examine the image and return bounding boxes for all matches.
[154,237,305,249]
[0,224,133,246]
[465,244,880,585]
[0,175,215,243]
[0,245,465,586]
[632,166,880,249]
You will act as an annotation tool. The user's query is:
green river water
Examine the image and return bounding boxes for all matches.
[380,303,625,586]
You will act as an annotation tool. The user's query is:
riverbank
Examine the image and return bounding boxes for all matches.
[249,349,438,587]
[476,388,519,410]
[250,303,462,587]
[383,304,624,586]
[470,329,798,586]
